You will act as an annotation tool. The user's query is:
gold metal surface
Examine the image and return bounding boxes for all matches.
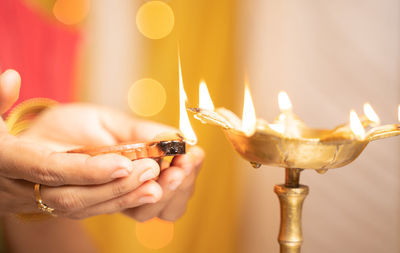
[223,127,368,170]
[190,107,400,170]
[274,183,308,253]
[285,168,302,188]
[34,183,56,216]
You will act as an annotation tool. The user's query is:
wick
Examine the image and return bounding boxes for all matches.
[187,107,201,113]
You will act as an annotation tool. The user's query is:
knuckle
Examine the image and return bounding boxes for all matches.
[112,182,130,198]
[116,196,131,210]
[34,166,65,186]
[54,190,85,212]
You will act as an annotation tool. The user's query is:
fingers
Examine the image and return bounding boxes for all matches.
[66,180,162,219]
[158,147,205,221]
[171,146,205,176]
[159,186,194,221]
[0,69,21,114]
[123,166,185,222]
[41,159,160,213]
[0,136,136,186]
[123,146,204,222]
[1,158,160,216]
[0,177,38,214]
[158,171,201,220]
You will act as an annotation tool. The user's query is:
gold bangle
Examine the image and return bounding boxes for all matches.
[5,98,58,135]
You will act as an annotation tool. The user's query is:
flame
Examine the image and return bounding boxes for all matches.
[350,110,365,140]
[363,103,380,124]
[199,80,215,111]
[278,91,292,111]
[269,123,285,134]
[241,83,257,136]
[178,59,197,145]
[398,105,400,122]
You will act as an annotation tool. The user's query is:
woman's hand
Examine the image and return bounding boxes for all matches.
[0,70,160,217]
[20,103,204,221]
[0,69,204,221]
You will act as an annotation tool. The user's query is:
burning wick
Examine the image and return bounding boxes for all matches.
[178,57,197,145]
[350,110,365,140]
[193,81,233,129]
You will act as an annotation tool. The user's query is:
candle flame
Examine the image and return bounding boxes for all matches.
[199,80,215,111]
[179,59,197,145]
[278,91,292,111]
[241,83,257,136]
[350,110,365,140]
[363,103,380,124]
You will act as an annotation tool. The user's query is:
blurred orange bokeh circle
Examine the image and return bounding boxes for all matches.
[136,1,175,39]
[128,78,167,117]
[53,0,90,25]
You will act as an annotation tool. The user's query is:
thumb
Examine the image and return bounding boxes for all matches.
[0,69,21,114]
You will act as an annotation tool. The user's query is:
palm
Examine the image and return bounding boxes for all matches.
[21,104,126,151]
[20,103,177,152]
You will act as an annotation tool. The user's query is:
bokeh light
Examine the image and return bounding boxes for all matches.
[136,1,175,39]
[128,78,167,117]
[135,218,174,249]
[53,0,90,25]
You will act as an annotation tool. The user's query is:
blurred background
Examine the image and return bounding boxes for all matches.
[1,0,400,252]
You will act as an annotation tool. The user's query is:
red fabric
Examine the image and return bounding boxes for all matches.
[0,0,81,103]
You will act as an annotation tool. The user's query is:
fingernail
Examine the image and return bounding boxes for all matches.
[111,169,130,179]
[138,196,156,204]
[139,169,157,182]
[168,179,183,191]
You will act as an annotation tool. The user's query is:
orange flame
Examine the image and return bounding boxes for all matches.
[363,103,380,124]
[241,83,257,136]
[398,105,400,122]
[350,110,365,140]
[178,59,197,145]
[199,80,215,111]
[278,91,292,111]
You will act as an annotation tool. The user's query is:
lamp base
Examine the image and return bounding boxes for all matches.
[274,184,309,253]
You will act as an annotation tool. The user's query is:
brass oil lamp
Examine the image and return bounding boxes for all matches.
[188,81,400,253]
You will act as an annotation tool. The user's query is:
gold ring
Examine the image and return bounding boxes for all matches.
[34,183,56,216]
